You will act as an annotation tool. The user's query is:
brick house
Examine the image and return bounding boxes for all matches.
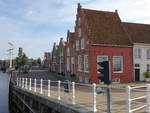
[72,4,134,83]
[64,30,76,78]
[56,38,65,74]
[43,52,51,68]
[51,43,58,72]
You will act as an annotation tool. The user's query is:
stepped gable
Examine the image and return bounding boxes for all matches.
[123,22,150,44]
[81,8,132,46]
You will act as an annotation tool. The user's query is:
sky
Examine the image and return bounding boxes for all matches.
[0,0,150,60]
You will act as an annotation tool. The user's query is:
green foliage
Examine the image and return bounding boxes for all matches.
[144,71,150,78]
[15,48,28,68]
[37,58,41,65]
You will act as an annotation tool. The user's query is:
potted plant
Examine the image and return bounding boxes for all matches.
[144,71,150,81]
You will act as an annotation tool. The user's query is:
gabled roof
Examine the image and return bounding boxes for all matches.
[123,22,150,44]
[80,8,132,46]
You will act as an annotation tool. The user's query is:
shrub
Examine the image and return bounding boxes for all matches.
[144,71,150,78]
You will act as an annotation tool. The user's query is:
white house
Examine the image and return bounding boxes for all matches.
[133,43,150,81]
[123,22,150,81]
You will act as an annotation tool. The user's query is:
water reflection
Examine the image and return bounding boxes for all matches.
[0,72,10,113]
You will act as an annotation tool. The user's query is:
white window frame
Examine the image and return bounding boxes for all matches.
[78,55,82,72]
[97,56,108,73]
[147,49,150,59]
[81,38,85,49]
[76,40,79,51]
[147,64,150,71]
[113,56,123,73]
[66,57,70,71]
[84,55,89,72]
[134,48,141,59]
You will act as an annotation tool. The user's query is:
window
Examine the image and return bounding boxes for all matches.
[97,56,108,73]
[147,49,150,59]
[147,64,150,71]
[67,57,70,71]
[67,47,70,56]
[78,17,81,26]
[78,28,81,37]
[135,64,140,67]
[81,39,84,49]
[84,55,89,72]
[76,40,79,51]
[113,56,123,73]
[78,55,82,71]
[134,48,141,59]
[71,57,74,65]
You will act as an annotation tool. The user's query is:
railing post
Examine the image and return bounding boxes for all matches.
[25,78,27,89]
[22,78,24,88]
[34,78,36,92]
[40,79,43,94]
[19,78,21,87]
[126,86,131,113]
[17,78,18,87]
[48,80,50,97]
[58,80,61,100]
[72,82,75,104]
[147,84,150,113]
[93,83,97,112]
[29,78,31,91]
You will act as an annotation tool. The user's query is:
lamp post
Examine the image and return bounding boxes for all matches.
[8,42,14,69]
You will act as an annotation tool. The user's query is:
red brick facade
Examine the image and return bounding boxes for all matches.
[50,3,134,83]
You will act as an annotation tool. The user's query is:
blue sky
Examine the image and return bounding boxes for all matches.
[0,0,150,60]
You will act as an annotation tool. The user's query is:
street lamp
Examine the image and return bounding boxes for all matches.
[8,42,14,69]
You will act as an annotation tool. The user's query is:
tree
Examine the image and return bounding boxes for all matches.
[21,53,28,66]
[37,58,41,65]
[15,47,28,68]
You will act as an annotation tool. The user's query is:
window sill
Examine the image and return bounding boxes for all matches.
[113,71,123,73]
[84,71,89,73]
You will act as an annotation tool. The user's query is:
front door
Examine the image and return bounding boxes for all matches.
[135,69,140,81]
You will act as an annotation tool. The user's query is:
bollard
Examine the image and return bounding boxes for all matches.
[93,83,97,112]
[72,82,75,105]
[126,86,131,113]
[58,80,61,100]
[48,80,50,96]
[29,78,31,91]
[25,78,28,89]
[34,79,36,92]
[147,84,150,113]
[40,79,43,94]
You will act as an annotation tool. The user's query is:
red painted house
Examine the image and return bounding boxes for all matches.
[72,4,134,83]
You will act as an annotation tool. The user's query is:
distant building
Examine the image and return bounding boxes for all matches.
[43,52,51,69]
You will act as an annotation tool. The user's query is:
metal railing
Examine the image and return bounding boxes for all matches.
[16,78,150,113]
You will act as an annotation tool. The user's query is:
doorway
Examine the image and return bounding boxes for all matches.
[135,69,140,81]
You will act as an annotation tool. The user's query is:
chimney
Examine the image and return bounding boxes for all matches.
[77,3,82,12]
[115,10,118,14]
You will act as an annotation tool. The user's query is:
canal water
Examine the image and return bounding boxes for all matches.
[0,72,10,113]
